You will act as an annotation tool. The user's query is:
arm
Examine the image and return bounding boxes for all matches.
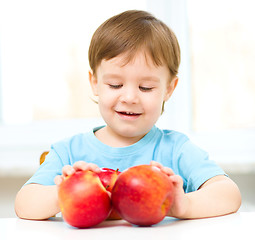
[15,184,60,220]
[172,175,241,219]
[15,161,101,220]
[150,161,242,219]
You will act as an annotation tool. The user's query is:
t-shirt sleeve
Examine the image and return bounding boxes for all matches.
[24,147,65,186]
[175,140,226,193]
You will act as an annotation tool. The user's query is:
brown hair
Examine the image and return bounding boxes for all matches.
[88,10,181,79]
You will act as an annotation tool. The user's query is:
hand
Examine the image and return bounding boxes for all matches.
[150,161,190,218]
[54,161,101,187]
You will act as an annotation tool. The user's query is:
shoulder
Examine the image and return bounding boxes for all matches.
[53,132,88,150]
[152,127,192,167]
[154,127,212,166]
[157,128,208,158]
[160,128,189,141]
[155,127,190,149]
[51,130,94,161]
[50,126,105,164]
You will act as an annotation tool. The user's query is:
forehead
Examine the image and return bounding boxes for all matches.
[96,51,170,81]
[98,50,168,72]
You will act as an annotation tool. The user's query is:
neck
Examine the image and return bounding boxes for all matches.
[94,126,145,147]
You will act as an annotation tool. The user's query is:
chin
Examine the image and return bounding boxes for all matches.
[115,126,149,140]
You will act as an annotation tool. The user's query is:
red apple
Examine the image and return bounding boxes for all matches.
[97,168,122,220]
[111,165,174,226]
[58,170,111,228]
[97,168,121,192]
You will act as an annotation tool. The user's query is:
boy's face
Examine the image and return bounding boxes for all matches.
[89,51,178,144]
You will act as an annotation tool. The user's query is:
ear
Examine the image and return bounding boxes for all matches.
[164,77,178,101]
[89,70,99,96]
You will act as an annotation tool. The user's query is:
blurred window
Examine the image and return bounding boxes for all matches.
[0,0,147,124]
[187,0,255,131]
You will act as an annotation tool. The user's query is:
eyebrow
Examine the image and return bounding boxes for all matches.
[102,74,160,82]
[140,76,160,82]
[102,74,123,80]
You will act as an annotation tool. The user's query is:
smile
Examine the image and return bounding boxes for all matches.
[116,111,142,120]
[119,111,140,116]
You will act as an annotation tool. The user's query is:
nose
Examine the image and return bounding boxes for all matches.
[120,87,139,104]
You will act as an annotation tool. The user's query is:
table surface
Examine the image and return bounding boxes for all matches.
[1,212,254,240]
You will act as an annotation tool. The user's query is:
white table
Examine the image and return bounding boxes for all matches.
[1,212,254,240]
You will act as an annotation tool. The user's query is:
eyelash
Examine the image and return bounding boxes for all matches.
[108,84,153,91]
[139,86,153,92]
[109,84,122,89]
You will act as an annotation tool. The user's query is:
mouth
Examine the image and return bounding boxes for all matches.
[118,111,141,116]
[116,111,142,119]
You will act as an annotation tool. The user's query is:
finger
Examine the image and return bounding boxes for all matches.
[161,167,175,176]
[150,160,163,169]
[54,175,64,186]
[170,175,184,188]
[72,161,87,171]
[62,165,75,177]
[84,163,101,173]
[73,161,101,173]
[150,161,174,176]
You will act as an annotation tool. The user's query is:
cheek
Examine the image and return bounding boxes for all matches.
[143,94,164,114]
[97,90,117,110]
[97,86,111,102]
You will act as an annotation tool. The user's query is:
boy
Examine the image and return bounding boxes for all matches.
[15,10,241,220]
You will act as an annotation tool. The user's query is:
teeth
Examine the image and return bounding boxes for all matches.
[119,111,137,115]
[117,111,140,115]
[125,112,138,115]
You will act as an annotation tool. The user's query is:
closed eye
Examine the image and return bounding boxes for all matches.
[109,84,123,89]
[139,86,153,92]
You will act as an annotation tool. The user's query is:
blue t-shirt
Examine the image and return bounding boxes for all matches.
[25,125,225,193]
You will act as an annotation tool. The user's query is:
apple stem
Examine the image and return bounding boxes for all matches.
[106,185,110,190]
[116,168,119,173]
